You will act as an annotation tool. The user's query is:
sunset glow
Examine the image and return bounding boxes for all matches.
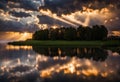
[1,55,118,79]
[0,32,32,41]
[0,0,120,82]
[38,57,115,78]
[39,6,113,29]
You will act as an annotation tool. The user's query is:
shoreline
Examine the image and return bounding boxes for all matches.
[8,40,120,47]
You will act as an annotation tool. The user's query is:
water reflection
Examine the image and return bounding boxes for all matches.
[106,47,120,55]
[0,44,120,82]
[6,45,32,50]
[33,46,108,62]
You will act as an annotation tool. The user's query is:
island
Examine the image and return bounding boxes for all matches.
[8,25,120,47]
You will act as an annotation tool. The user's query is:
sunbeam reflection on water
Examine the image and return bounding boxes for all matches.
[0,44,120,82]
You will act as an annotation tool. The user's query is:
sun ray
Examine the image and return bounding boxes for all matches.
[40,9,78,27]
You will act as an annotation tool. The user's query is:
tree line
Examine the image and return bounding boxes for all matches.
[33,46,108,62]
[32,25,108,41]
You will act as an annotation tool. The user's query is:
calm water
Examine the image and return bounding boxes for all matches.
[0,44,120,82]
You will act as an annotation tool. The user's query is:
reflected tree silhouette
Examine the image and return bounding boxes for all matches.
[106,47,120,55]
[76,48,108,61]
[33,46,108,62]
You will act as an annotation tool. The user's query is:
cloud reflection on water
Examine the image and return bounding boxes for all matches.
[0,45,120,82]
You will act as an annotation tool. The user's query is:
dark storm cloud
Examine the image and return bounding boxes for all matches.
[0,0,120,33]
[107,18,120,31]
[42,0,120,14]
[1,0,120,14]
[0,0,42,32]
[9,11,31,17]
[37,15,72,26]
[0,19,23,32]
[37,15,55,25]
[39,0,120,31]
[0,19,39,32]
[0,0,8,10]
[8,0,44,10]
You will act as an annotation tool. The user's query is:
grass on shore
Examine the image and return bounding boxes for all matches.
[8,40,120,47]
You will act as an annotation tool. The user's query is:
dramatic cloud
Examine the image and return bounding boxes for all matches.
[37,15,73,26]
[8,0,44,10]
[40,0,120,31]
[0,47,120,81]
[0,0,45,33]
[0,10,40,32]
[42,0,120,14]
[9,11,31,17]
[0,19,39,32]
[0,0,120,34]
[0,0,7,10]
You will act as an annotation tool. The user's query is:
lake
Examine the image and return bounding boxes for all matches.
[0,44,120,82]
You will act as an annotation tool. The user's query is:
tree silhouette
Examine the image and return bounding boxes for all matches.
[32,29,49,40]
[84,27,92,40]
[32,25,108,41]
[49,28,59,40]
[58,28,65,40]
[92,25,108,40]
[100,25,108,40]
[77,25,86,40]
[33,46,108,62]
[64,27,77,40]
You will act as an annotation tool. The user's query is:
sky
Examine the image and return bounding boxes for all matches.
[0,0,120,41]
